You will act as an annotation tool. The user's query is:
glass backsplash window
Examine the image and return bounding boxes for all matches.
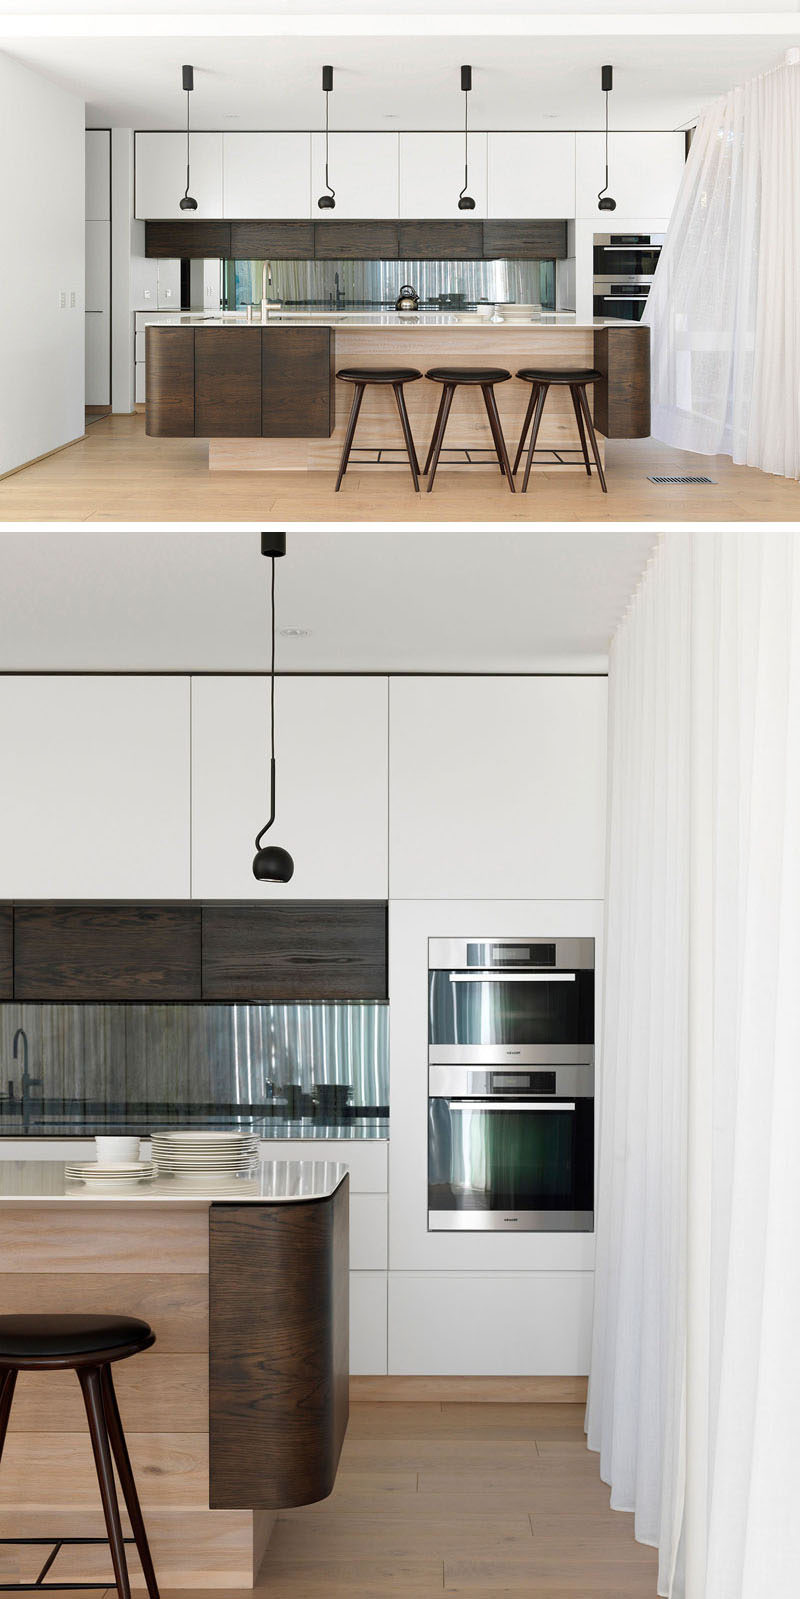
[0,1003,388,1140]
[224,257,556,312]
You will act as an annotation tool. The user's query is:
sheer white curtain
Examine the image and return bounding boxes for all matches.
[588,531,800,1599]
[644,60,800,479]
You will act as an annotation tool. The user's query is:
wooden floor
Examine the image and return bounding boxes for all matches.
[20,1401,658,1597]
[0,411,797,522]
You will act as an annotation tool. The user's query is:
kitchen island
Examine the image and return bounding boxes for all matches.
[0,1159,349,1589]
[145,312,649,476]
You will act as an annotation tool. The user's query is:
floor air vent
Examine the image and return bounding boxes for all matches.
[647,475,716,485]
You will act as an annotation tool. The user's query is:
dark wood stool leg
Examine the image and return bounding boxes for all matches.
[78,1365,133,1599]
[482,385,515,492]
[392,383,420,491]
[426,384,455,493]
[423,386,449,475]
[577,384,608,492]
[521,383,549,493]
[569,384,592,477]
[334,382,365,492]
[513,384,539,474]
[0,1369,18,1465]
[101,1366,160,1599]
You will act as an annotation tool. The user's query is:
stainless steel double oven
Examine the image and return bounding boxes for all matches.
[427,938,595,1232]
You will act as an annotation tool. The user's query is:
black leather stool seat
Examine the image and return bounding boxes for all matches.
[337,366,421,383]
[427,366,511,385]
[0,1313,154,1365]
[517,367,602,384]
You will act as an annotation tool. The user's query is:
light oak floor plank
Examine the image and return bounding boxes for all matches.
[0,412,797,522]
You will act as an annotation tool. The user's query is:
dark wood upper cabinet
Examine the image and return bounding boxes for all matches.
[482,220,569,260]
[230,220,315,259]
[262,327,333,438]
[201,902,388,1002]
[0,906,12,999]
[145,326,195,438]
[314,220,399,260]
[13,905,202,1002]
[194,327,262,438]
[145,221,231,259]
[398,220,483,260]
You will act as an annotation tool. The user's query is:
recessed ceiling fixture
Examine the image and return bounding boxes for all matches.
[598,65,617,212]
[458,65,476,211]
[252,531,294,885]
[317,65,336,210]
[179,64,198,211]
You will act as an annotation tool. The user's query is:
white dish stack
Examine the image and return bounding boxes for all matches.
[150,1129,260,1184]
[65,1159,155,1188]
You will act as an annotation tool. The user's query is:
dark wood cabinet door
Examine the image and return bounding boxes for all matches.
[262,328,333,438]
[398,220,483,260]
[230,221,315,259]
[145,327,195,437]
[144,221,231,259]
[13,905,202,1002]
[314,220,398,260]
[194,328,262,437]
[482,220,569,260]
[0,906,12,999]
[593,325,651,439]
[201,902,388,1001]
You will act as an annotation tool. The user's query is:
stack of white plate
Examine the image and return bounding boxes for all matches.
[150,1130,259,1184]
[65,1160,155,1188]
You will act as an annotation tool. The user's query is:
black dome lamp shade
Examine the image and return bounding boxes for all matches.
[317,65,336,210]
[458,65,476,211]
[597,65,617,212]
[179,65,198,211]
[252,532,295,884]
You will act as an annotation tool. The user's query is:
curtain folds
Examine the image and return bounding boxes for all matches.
[588,532,800,1599]
[644,61,800,479]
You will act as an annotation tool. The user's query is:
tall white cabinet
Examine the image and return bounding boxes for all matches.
[85,130,111,406]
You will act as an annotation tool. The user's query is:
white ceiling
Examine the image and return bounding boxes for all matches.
[0,527,656,675]
[3,31,797,130]
[0,2,795,17]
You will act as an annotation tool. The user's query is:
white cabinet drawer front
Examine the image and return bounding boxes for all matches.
[488,133,575,219]
[388,1272,594,1376]
[575,131,685,220]
[223,133,311,219]
[399,132,487,218]
[135,132,223,219]
[311,133,399,218]
[350,1193,388,1270]
[257,1139,388,1193]
[350,1272,388,1375]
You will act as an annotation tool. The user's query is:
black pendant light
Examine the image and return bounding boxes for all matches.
[252,532,294,884]
[317,65,336,210]
[597,65,617,212]
[179,64,198,211]
[458,65,476,210]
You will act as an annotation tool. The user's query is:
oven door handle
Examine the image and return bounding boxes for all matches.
[446,1100,577,1112]
[447,972,576,983]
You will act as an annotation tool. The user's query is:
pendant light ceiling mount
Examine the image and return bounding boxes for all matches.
[252,531,294,885]
[458,64,476,211]
[598,64,617,212]
[317,64,336,210]
[179,64,198,211]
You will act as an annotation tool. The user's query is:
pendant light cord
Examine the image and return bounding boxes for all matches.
[184,85,192,200]
[598,87,610,203]
[255,556,277,849]
[323,86,335,202]
[459,82,470,203]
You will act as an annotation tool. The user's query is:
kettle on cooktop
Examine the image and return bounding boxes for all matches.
[395,284,420,311]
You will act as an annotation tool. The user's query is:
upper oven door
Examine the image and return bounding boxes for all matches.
[428,939,594,1065]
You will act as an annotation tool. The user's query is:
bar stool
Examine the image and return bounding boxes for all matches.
[514,368,607,493]
[0,1314,160,1599]
[335,368,422,491]
[424,368,515,493]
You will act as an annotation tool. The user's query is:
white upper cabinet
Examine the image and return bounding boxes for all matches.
[575,131,685,220]
[191,676,389,899]
[389,677,607,900]
[311,132,399,218]
[85,130,110,221]
[399,132,488,218]
[488,133,575,218]
[0,678,191,898]
[223,133,311,218]
[134,132,223,219]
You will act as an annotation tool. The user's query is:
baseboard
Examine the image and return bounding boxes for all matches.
[349,1375,588,1403]
[0,432,87,481]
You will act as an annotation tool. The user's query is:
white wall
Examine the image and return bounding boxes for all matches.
[0,52,85,475]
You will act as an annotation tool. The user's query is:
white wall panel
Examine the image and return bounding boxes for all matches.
[388,1272,594,1375]
[488,133,575,219]
[85,129,110,221]
[223,132,311,218]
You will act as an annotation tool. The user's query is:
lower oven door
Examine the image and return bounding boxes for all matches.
[428,1097,593,1231]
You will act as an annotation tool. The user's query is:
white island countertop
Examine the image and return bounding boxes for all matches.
[0,1158,348,1204]
[145,310,635,332]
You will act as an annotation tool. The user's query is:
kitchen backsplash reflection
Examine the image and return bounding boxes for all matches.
[0,1003,388,1138]
[226,257,557,311]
